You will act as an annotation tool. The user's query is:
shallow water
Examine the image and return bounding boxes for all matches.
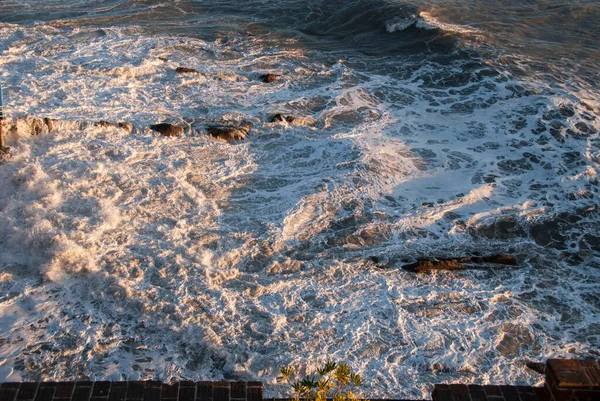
[0,1,599,399]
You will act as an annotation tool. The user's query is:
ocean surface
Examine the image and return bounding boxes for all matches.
[0,0,599,398]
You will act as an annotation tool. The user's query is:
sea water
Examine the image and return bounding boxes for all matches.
[0,1,599,399]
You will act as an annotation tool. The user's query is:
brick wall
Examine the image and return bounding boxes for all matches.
[1,359,599,401]
[432,359,600,401]
[0,381,263,401]
[545,359,600,401]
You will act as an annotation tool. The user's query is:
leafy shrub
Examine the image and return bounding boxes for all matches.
[277,360,367,401]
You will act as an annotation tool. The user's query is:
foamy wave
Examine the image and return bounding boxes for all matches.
[386,12,480,35]
[0,19,598,399]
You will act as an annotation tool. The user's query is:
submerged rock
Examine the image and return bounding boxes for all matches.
[468,215,526,240]
[149,123,184,137]
[207,121,252,142]
[260,73,279,83]
[402,255,518,272]
[176,67,200,74]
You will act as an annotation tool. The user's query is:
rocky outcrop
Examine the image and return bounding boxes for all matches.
[149,123,184,137]
[118,122,133,132]
[402,255,518,272]
[270,113,317,126]
[2,117,133,137]
[260,74,279,83]
[525,361,545,375]
[95,120,117,128]
[270,113,289,123]
[207,121,252,142]
[95,121,133,132]
[468,215,526,240]
[176,67,200,74]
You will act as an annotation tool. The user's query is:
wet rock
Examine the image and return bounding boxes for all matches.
[403,259,465,272]
[118,122,133,132]
[95,120,117,128]
[496,323,533,357]
[149,123,184,137]
[28,117,49,135]
[207,121,252,142]
[530,218,569,250]
[525,361,545,375]
[260,73,279,83]
[468,215,526,240]
[402,255,518,273]
[269,114,316,126]
[0,146,10,163]
[43,117,59,131]
[5,117,87,136]
[176,67,199,74]
[369,255,390,269]
[270,113,288,123]
[479,255,518,265]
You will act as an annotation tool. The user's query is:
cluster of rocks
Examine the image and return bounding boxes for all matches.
[0,66,291,146]
[174,65,280,84]
[1,107,314,145]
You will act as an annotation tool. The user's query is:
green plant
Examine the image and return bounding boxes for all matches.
[277,360,367,401]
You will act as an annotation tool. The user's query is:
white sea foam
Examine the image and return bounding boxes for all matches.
[0,20,599,400]
[386,12,480,35]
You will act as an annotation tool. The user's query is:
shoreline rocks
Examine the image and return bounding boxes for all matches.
[207,121,253,142]
[402,255,518,273]
[149,123,184,137]
[269,113,317,127]
[176,67,200,74]
[260,73,279,83]
[95,121,133,132]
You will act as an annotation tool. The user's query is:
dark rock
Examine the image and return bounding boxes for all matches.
[176,67,199,74]
[530,219,568,250]
[269,113,316,126]
[44,117,59,131]
[95,121,117,128]
[207,121,252,142]
[368,255,390,269]
[525,361,545,375]
[149,123,184,137]
[270,114,297,123]
[481,255,518,265]
[270,113,287,123]
[402,255,518,273]
[260,74,279,83]
[118,122,133,132]
[469,215,526,240]
[158,56,168,62]
[369,255,381,264]
[403,259,465,272]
